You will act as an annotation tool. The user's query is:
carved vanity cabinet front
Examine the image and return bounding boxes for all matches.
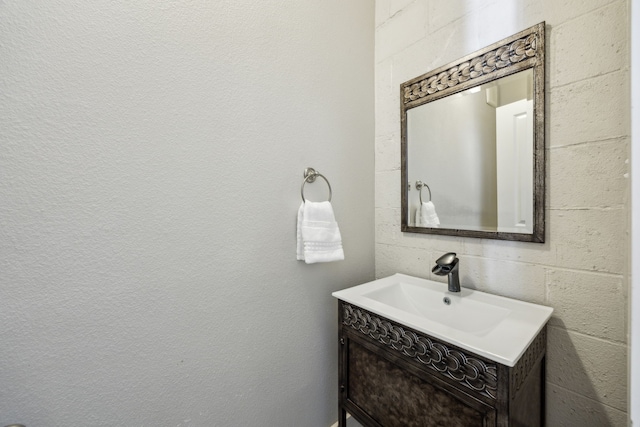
[337,302,547,427]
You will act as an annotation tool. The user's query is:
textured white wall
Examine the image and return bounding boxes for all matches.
[0,1,374,425]
[375,0,629,425]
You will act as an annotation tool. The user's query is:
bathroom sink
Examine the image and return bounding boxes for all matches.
[332,273,553,366]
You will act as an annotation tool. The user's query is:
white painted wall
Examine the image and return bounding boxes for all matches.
[375,0,630,424]
[0,1,375,425]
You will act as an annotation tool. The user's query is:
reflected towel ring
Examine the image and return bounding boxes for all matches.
[415,180,431,204]
[301,167,332,202]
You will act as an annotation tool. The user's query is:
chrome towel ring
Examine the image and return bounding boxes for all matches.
[301,167,332,202]
[415,180,432,204]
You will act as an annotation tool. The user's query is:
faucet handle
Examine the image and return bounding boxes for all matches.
[435,252,457,265]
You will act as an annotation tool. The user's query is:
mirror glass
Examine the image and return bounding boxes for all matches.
[401,23,545,242]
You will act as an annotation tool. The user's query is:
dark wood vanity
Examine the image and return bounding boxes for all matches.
[337,301,547,427]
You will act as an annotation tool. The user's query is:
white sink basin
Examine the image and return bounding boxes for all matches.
[332,273,553,367]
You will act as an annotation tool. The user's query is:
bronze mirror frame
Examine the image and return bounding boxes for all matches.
[400,22,545,243]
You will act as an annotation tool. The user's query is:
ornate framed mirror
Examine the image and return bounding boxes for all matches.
[401,22,545,242]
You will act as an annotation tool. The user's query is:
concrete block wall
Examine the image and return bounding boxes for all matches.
[374,0,629,424]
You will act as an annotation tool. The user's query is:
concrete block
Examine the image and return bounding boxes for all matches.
[376,243,467,285]
[551,208,626,274]
[464,208,627,274]
[391,36,444,89]
[463,209,626,274]
[390,0,416,18]
[375,133,400,173]
[458,256,546,303]
[546,269,626,342]
[552,1,627,88]
[402,232,466,255]
[546,382,628,427]
[375,88,400,138]
[375,0,391,27]
[375,170,401,209]
[375,1,427,62]
[462,236,557,268]
[375,207,402,245]
[546,326,628,412]
[375,58,394,102]
[549,138,629,209]
[376,206,468,255]
[549,70,629,147]
[423,15,480,73]
[427,0,476,34]
[375,243,432,280]
[542,0,620,27]
[476,1,544,48]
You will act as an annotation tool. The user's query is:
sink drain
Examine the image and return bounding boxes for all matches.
[443,297,451,305]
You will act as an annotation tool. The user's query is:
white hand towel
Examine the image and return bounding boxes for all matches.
[297,201,344,264]
[415,201,440,227]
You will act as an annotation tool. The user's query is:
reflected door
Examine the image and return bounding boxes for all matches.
[496,99,534,233]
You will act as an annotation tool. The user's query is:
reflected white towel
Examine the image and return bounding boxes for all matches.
[297,201,344,264]
[415,201,440,227]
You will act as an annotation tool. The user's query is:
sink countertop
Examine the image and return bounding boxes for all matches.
[332,273,553,367]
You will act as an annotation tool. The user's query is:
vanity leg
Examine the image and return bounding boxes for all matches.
[541,356,546,427]
[338,407,347,427]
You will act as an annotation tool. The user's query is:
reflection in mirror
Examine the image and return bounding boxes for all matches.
[401,23,545,242]
[408,70,533,233]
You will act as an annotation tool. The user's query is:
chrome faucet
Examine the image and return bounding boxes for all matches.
[432,252,460,292]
